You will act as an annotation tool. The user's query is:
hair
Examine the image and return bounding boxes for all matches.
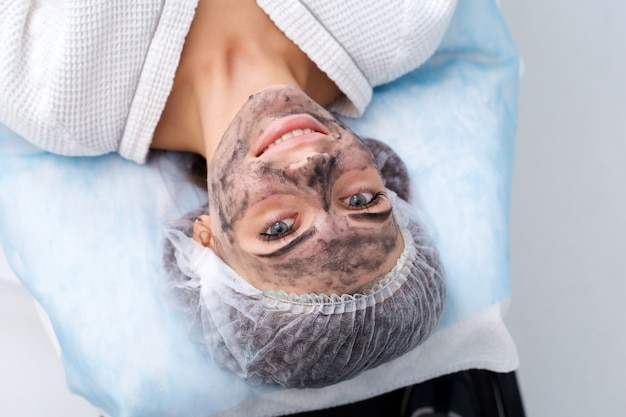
[162,138,445,388]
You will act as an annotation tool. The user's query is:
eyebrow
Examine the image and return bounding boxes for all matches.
[253,207,392,258]
[347,207,393,223]
[255,227,317,258]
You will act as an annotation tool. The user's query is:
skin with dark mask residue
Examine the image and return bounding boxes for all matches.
[194,85,404,295]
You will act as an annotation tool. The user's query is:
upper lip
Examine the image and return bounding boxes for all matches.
[254,114,331,157]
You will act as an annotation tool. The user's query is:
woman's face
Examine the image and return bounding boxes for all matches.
[202,84,404,295]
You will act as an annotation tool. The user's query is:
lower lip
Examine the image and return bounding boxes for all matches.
[255,114,330,156]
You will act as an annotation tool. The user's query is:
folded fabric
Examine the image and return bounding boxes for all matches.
[0,0,520,416]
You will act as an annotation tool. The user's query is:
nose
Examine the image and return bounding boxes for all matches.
[289,153,333,186]
[284,153,335,210]
[288,152,332,172]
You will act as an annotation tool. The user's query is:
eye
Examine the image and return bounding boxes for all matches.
[259,218,296,241]
[342,191,385,209]
[346,193,372,207]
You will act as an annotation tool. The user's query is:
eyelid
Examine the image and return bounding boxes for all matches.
[339,189,387,211]
[258,215,299,242]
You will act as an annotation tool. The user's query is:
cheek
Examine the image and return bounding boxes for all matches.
[211,230,274,281]
[209,179,250,241]
[334,142,376,172]
[209,161,269,239]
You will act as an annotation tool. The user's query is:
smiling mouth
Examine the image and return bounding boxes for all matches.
[255,114,331,157]
[263,128,314,151]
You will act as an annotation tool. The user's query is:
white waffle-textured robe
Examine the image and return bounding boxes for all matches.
[0,0,455,163]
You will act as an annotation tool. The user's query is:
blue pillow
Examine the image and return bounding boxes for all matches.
[0,0,520,415]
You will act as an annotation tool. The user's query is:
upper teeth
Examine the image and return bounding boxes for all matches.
[267,128,314,149]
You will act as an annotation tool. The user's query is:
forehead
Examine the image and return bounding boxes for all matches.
[233,213,402,293]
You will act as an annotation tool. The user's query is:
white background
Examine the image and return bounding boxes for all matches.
[502,0,626,415]
[2,1,626,416]
[0,253,95,415]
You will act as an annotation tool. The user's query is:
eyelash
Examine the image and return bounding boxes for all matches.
[344,190,386,210]
[258,217,297,242]
[256,190,386,242]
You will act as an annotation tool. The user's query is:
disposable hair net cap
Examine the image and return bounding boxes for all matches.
[164,190,445,388]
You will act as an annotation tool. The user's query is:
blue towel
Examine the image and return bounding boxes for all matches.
[0,0,520,415]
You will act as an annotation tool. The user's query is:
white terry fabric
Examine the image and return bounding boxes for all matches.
[0,0,198,164]
[0,0,455,164]
[258,0,456,117]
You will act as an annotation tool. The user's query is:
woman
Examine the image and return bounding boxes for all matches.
[1,0,454,387]
[163,84,446,388]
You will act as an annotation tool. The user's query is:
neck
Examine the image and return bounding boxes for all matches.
[152,0,341,163]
